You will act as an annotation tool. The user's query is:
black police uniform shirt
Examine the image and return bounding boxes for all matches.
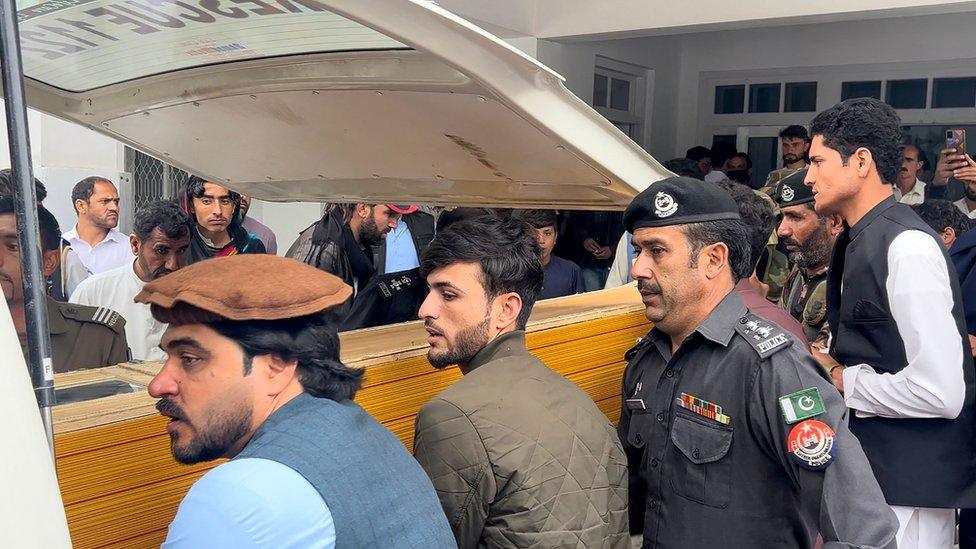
[619,291,897,548]
[827,196,976,508]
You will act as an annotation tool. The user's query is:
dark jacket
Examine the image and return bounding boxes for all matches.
[342,268,428,332]
[570,210,625,269]
[951,228,976,335]
[373,212,435,275]
[827,197,976,507]
[286,210,374,317]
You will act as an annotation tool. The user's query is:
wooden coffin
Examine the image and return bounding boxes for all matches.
[52,284,648,548]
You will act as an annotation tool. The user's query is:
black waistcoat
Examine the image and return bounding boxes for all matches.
[827,197,976,507]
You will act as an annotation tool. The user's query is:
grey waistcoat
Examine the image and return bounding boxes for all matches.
[236,392,456,548]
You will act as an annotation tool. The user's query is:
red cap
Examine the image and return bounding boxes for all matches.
[387,204,419,215]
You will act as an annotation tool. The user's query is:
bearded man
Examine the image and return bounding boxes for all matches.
[774,169,843,342]
[143,255,454,548]
[412,215,629,549]
[287,203,401,317]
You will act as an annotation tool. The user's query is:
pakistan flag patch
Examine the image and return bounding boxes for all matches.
[778,387,826,424]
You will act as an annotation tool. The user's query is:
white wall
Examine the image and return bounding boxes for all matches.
[534,11,976,160]
[0,101,124,234]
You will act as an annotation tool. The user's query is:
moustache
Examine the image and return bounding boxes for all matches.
[637,280,662,295]
[152,268,173,279]
[783,237,801,248]
[424,320,443,336]
[156,398,187,422]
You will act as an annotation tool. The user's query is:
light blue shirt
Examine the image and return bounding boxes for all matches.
[384,221,419,273]
[163,458,335,548]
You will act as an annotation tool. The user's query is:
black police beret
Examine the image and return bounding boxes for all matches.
[775,168,813,208]
[624,176,741,232]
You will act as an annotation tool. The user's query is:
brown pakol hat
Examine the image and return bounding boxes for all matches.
[135,255,352,325]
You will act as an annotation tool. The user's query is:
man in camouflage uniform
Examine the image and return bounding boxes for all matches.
[1,196,128,373]
[774,169,842,342]
[762,125,811,196]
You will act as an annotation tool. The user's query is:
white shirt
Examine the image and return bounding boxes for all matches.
[954,198,976,219]
[70,263,167,362]
[703,170,728,183]
[63,226,135,275]
[841,230,965,419]
[164,458,334,548]
[892,179,926,205]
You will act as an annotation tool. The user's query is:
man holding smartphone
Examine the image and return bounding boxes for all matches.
[806,98,976,549]
[930,128,971,202]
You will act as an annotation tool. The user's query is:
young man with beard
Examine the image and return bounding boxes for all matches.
[287,203,401,317]
[183,176,266,264]
[412,216,629,549]
[806,98,976,548]
[72,201,192,362]
[140,255,454,548]
[619,176,896,548]
[764,125,810,190]
[1,196,129,373]
[774,169,843,342]
[64,176,133,275]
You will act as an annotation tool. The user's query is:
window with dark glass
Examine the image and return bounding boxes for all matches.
[593,74,609,108]
[841,81,881,101]
[712,135,736,148]
[749,83,781,113]
[610,77,631,111]
[885,79,927,109]
[784,82,817,112]
[932,77,976,108]
[714,85,745,114]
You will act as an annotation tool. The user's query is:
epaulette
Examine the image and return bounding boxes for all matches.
[624,334,653,361]
[734,312,792,359]
[60,303,126,334]
[378,273,415,299]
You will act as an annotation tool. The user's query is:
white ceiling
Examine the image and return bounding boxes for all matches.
[437,0,976,41]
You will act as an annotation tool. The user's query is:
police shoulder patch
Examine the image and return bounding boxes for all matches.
[71,304,126,334]
[734,313,792,359]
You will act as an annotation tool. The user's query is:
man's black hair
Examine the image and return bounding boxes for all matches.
[512,209,558,230]
[663,158,704,179]
[682,219,754,282]
[209,312,363,401]
[0,195,61,252]
[435,207,496,233]
[71,176,112,213]
[809,98,903,184]
[185,175,241,201]
[709,141,737,170]
[913,200,973,237]
[0,169,47,202]
[779,125,809,141]
[420,216,543,329]
[733,152,753,170]
[685,146,711,162]
[134,200,193,241]
[717,182,774,272]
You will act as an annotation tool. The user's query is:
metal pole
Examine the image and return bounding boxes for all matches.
[0,0,56,453]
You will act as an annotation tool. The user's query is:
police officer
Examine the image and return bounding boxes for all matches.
[618,177,897,548]
[775,169,842,342]
[342,267,427,331]
[1,196,129,373]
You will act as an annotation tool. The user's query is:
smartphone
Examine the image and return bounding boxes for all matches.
[947,129,967,157]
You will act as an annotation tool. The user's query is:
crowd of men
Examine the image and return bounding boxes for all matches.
[4,96,976,548]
